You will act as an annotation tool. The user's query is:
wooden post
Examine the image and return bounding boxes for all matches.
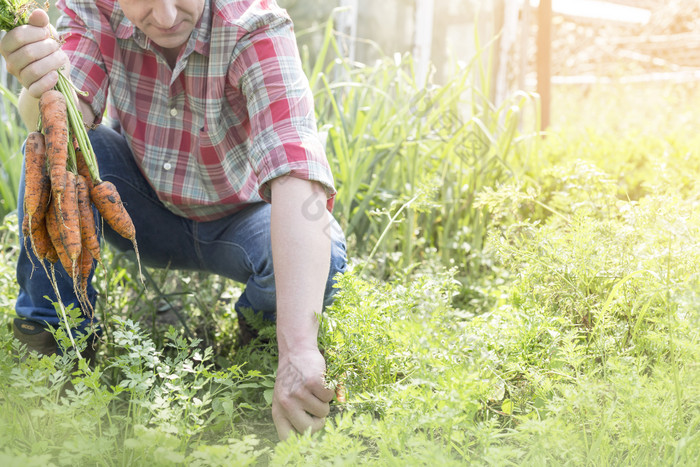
[518,0,531,93]
[537,0,552,129]
[337,0,358,63]
[413,0,435,88]
[492,0,505,104]
[495,0,519,108]
[431,0,450,84]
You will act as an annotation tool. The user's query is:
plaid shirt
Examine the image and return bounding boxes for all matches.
[56,0,335,221]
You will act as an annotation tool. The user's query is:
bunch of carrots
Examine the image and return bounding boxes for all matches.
[24,91,139,314]
[2,2,139,319]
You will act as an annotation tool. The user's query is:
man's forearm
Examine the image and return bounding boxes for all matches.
[270,176,331,354]
[19,87,41,130]
[269,175,335,439]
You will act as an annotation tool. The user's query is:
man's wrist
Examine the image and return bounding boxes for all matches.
[276,331,320,359]
[275,302,321,352]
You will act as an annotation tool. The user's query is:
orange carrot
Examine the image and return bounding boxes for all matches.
[44,237,59,265]
[22,175,51,272]
[335,382,347,404]
[39,90,69,200]
[23,132,47,219]
[78,247,93,297]
[46,196,72,274]
[22,176,50,235]
[34,174,51,224]
[90,180,135,241]
[90,180,143,282]
[55,171,82,267]
[30,217,53,262]
[75,147,94,194]
[76,174,101,263]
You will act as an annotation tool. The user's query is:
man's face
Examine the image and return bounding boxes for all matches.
[117,0,205,53]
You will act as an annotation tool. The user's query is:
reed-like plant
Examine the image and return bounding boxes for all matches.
[305,10,541,282]
[0,80,26,219]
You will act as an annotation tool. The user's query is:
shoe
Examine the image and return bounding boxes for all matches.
[13,318,58,356]
[13,318,99,365]
[236,314,259,347]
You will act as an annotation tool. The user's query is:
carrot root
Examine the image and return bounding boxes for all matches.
[39,90,69,200]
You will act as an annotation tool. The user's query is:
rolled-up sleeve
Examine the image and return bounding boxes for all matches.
[56,0,109,123]
[229,13,335,211]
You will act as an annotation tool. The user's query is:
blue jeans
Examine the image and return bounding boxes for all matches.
[16,125,348,334]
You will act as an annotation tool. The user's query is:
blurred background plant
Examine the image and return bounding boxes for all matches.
[0,83,24,218]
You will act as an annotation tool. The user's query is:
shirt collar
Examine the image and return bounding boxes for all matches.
[192,0,212,56]
[112,3,135,40]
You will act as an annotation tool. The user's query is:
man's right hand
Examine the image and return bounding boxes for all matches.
[0,9,68,98]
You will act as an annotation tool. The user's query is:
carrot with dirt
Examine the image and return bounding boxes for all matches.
[34,174,50,223]
[75,146,94,193]
[24,214,57,281]
[76,174,101,264]
[30,217,53,263]
[44,235,59,265]
[44,185,84,358]
[22,172,50,254]
[90,180,143,281]
[90,181,135,240]
[23,210,51,261]
[39,90,69,201]
[78,248,93,308]
[47,186,91,311]
[46,195,73,275]
[23,131,48,219]
[55,171,82,270]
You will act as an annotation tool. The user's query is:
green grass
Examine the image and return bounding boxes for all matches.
[0,12,698,466]
[0,81,26,219]
[2,169,697,464]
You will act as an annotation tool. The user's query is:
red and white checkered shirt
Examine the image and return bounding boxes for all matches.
[56,0,335,221]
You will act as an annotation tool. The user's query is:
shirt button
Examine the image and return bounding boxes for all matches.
[169,108,178,117]
[163,162,172,171]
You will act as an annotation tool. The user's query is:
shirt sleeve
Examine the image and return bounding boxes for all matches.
[55,0,109,124]
[229,10,336,211]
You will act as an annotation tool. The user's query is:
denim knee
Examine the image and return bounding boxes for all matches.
[323,219,348,308]
[234,213,348,320]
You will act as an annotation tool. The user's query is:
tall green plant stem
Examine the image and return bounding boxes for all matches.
[56,71,102,183]
[360,190,423,277]
[665,239,683,422]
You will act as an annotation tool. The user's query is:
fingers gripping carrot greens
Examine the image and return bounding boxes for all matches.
[1,0,141,334]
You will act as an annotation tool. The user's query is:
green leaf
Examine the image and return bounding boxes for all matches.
[263,389,274,405]
[501,398,513,415]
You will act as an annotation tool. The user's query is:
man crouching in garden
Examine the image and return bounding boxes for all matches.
[0,0,347,440]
